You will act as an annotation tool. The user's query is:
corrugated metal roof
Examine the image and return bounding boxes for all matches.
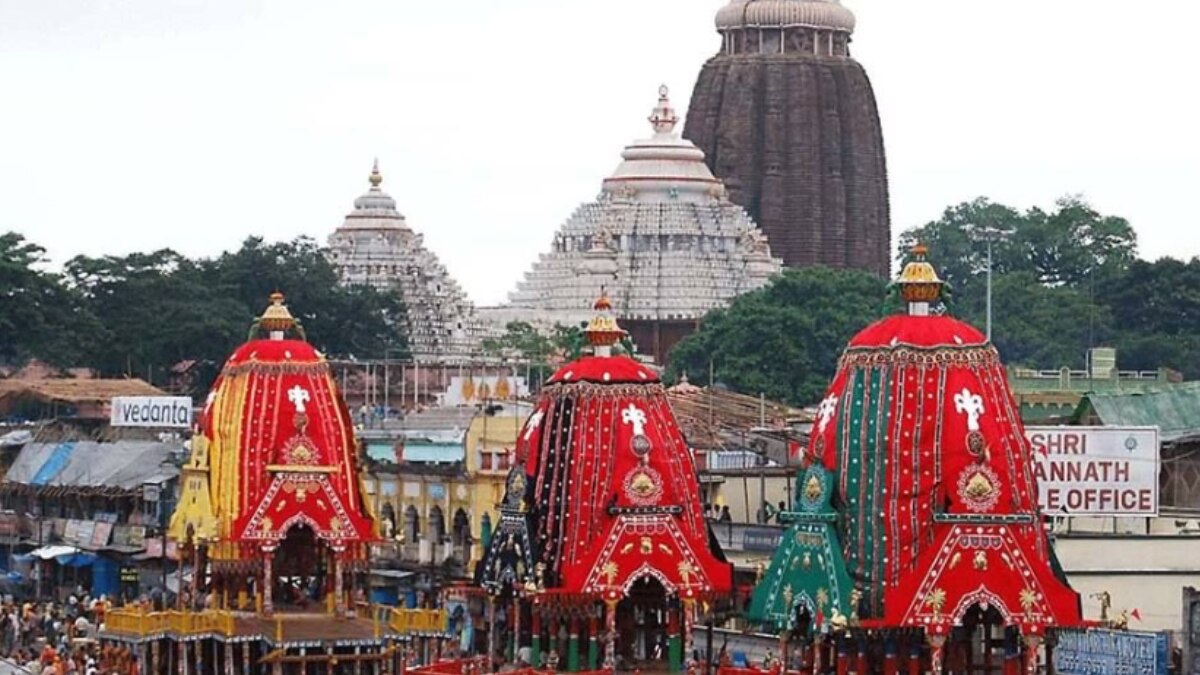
[1077,382,1200,443]
[3,441,180,489]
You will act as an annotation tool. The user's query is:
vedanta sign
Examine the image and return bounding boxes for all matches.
[110,396,193,429]
[1026,426,1159,516]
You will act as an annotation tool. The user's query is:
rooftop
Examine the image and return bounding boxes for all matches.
[1074,382,1200,445]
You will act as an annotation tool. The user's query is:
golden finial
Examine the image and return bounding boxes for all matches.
[583,288,626,355]
[897,243,945,309]
[369,158,383,187]
[252,292,306,340]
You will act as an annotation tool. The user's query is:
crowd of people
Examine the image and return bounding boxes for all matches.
[0,590,139,675]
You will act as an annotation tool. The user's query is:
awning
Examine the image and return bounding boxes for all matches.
[28,545,78,560]
[56,553,96,568]
[369,569,415,580]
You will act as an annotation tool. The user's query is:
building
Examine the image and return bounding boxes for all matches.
[0,439,181,601]
[1035,383,1200,634]
[1008,346,1180,424]
[493,87,782,363]
[683,0,890,276]
[0,377,167,426]
[327,161,486,364]
[461,399,533,573]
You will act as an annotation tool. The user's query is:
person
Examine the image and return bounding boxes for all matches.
[719,506,732,523]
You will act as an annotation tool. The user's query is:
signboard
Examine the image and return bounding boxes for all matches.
[1026,426,1160,516]
[742,527,784,553]
[120,567,139,584]
[63,519,82,544]
[90,521,113,548]
[110,396,193,428]
[1053,628,1168,675]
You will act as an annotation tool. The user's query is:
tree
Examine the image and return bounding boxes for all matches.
[57,236,409,390]
[482,321,555,362]
[0,232,97,367]
[1102,257,1200,378]
[666,267,889,406]
[898,196,1136,370]
[203,236,408,359]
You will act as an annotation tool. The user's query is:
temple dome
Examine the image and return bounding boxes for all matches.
[601,86,722,203]
[493,85,784,362]
[715,0,857,33]
[327,160,485,364]
[345,160,406,227]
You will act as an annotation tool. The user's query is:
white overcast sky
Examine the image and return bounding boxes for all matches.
[2,0,1198,306]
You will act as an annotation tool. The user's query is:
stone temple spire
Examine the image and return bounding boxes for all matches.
[648,85,679,135]
[327,160,484,364]
[493,87,784,364]
[684,0,891,277]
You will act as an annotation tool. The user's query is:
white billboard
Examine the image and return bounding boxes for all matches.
[110,396,194,429]
[1026,426,1160,516]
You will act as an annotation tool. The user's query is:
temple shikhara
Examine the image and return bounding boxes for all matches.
[747,248,1083,674]
[495,87,782,362]
[473,294,734,671]
[684,0,891,277]
[328,161,485,364]
[100,295,448,673]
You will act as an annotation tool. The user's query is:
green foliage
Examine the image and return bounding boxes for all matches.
[666,267,889,405]
[901,196,1200,379]
[899,196,1138,371]
[482,320,588,364]
[0,233,97,367]
[1,232,408,392]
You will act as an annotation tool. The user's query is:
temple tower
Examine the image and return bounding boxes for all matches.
[499,87,782,362]
[327,161,485,364]
[684,0,891,276]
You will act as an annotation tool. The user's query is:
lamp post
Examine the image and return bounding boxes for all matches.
[974,225,1007,343]
[142,481,167,597]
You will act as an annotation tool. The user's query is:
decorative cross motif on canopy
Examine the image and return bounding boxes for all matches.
[816,395,839,434]
[953,388,985,431]
[287,385,311,414]
[522,409,544,441]
[621,404,648,436]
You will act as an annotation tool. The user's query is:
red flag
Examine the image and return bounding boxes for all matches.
[1131,608,1143,621]
[788,439,802,458]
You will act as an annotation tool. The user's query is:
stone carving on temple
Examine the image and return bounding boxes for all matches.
[494,87,783,363]
[684,0,891,277]
[327,161,485,364]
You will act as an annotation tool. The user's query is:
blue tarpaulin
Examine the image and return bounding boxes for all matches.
[92,557,119,597]
[55,553,96,568]
[370,588,398,606]
[30,442,76,486]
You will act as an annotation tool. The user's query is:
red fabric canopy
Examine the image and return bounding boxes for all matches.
[205,338,374,555]
[520,354,732,599]
[804,310,1080,627]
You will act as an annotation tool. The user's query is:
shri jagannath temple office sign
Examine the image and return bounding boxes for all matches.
[1026,426,1160,516]
[1053,628,1169,675]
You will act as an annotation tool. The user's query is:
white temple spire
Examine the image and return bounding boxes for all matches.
[649,85,679,135]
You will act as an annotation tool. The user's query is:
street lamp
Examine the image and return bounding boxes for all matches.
[142,480,167,596]
[974,225,1008,343]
